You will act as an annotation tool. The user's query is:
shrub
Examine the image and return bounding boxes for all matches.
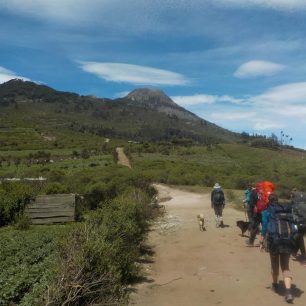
[15,212,31,230]
[0,182,34,227]
[44,182,68,194]
[48,189,152,305]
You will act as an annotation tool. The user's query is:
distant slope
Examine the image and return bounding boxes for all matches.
[0,80,241,149]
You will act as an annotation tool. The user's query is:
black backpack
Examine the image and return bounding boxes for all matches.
[291,192,306,233]
[267,203,298,253]
[213,189,224,205]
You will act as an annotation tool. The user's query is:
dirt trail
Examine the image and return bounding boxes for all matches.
[130,185,306,306]
[116,147,131,168]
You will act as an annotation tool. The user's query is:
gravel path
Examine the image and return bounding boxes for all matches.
[130,184,306,306]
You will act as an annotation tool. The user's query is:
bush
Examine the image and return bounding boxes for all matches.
[15,212,31,230]
[48,189,152,305]
[44,182,68,194]
[0,227,62,306]
[0,182,34,227]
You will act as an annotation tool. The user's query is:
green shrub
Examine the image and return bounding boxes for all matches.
[0,226,62,306]
[0,182,34,227]
[15,212,31,230]
[48,188,152,306]
[44,182,68,194]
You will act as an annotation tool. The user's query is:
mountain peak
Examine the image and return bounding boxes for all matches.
[126,88,177,107]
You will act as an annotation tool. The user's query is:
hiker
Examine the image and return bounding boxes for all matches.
[259,193,296,303]
[290,189,306,261]
[244,185,257,224]
[211,183,225,228]
[246,181,274,246]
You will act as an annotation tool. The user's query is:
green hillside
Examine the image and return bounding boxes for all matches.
[0,79,241,148]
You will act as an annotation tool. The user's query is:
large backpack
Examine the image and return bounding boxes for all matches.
[267,203,298,253]
[213,189,225,205]
[291,191,306,233]
[255,181,275,213]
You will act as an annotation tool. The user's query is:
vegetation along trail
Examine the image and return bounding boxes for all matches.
[130,185,306,306]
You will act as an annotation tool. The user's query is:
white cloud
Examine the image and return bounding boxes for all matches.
[249,82,306,106]
[78,61,189,86]
[171,94,218,106]
[171,94,243,106]
[215,0,306,10]
[234,60,285,78]
[210,111,256,121]
[0,66,30,84]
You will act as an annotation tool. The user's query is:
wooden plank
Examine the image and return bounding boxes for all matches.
[30,216,74,224]
[27,211,75,218]
[25,207,74,214]
[26,204,74,210]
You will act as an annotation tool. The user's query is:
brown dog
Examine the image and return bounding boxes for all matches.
[197,214,206,231]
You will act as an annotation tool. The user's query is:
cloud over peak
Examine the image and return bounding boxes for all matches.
[0,66,30,84]
[234,60,285,78]
[78,61,189,86]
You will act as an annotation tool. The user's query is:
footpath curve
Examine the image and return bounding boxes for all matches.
[116,147,131,168]
[130,184,306,306]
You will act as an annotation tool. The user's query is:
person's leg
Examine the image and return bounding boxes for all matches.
[270,253,279,286]
[213,205,220,227]
[247,209,254,231]
[248,214,260,244]
[280,253,293,303]
[218,206,224,227]
[247,209,253,223]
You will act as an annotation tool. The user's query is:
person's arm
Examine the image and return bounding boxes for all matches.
[211,191,214,208]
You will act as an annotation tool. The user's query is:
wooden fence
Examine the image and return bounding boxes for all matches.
[25,194,76,224]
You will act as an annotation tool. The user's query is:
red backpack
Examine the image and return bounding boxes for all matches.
[255,181,275,213]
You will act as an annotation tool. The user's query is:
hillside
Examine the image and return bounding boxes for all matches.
[0,79,241,150]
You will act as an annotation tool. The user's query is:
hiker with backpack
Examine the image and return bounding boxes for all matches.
[243,185,252,221]
[211,183,225,228]
[290,190,306,262]
[259,193,296,303]
[246,181,275,246]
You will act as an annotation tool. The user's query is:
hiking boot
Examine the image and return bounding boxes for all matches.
[220,221,224,228]
[245,239,254,247]
[271,283,279,293]
[285,289,293,304]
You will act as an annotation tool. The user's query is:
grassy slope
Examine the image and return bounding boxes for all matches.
[131,143,306,196]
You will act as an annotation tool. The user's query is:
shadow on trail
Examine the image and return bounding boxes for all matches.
[266,282,304,300]
[129,244,156,288]
[291,255,306,266]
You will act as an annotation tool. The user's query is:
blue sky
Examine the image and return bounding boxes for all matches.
[1,0,306,148]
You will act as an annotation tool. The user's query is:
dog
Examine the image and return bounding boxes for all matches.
[236,220,250,236]
[197,214,206,231]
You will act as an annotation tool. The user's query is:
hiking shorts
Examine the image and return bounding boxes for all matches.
[270,253,292,279]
